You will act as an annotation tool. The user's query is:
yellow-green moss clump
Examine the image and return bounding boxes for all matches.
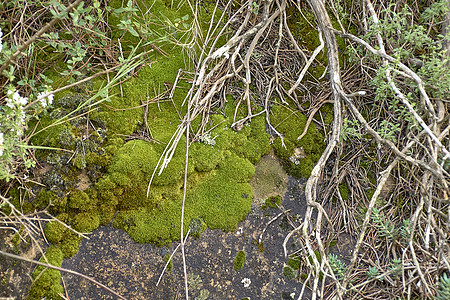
[27,245,64,300]
[271,104,325,178]
[233,250,247,271]
[110,115,266,244]
[44,213,83,258]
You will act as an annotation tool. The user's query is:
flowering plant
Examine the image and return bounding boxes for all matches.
[0,85,55,181]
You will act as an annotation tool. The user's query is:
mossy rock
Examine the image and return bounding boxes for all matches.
[234,250,246,271]
[112,152,255,244]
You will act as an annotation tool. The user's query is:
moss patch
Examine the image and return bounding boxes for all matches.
[271,104,325,178]
[27,245,64,300]
[233,250,246,271]
[262,195,282,210]
[283,264,298,280]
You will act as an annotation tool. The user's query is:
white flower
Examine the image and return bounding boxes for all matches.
[12,91,21,102]
[0,132,4,145]
[290,292,295,298]
[7,89,28,107]
[5,99,14,109]
[19,110,26,124]
[0,27,3,53]
[241,277,251,288]
[17,94,28,106]
[37,88,54,108]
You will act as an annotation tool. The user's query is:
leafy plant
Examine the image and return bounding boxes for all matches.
[367,266,383,281]
[340,118,361,142]
[371,208,397,241]
[328,253,347,281]
[251,1,259,15]
[389,258,402,279]
[436,273,450,300]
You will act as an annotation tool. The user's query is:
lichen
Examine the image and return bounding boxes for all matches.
[189,217,207,239]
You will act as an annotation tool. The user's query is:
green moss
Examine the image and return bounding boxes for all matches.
[288,254,301,270]
[320,103,334,125]
[164,253,173,271]
[106,113,266,244]
[233,250,246,271]
[217,153,255,183]
[67,189,96,211]
[112,153,254,244]
[264,195,282,209]
[271,104,325,178]
[232,116,271,164]
[44,220,66,245]
[283,264,298,280]
[113,205,187,245]
[35,190,61,210]
[338,182,350,201]
[11,226,24,245]
[72,212,100,232]
[189,167,253,232]
[60,234,82,258]
[190,142,225,172]
[28,245,64,300]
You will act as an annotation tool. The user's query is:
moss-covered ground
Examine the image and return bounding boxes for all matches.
[27,0,273,246]
[271,103,325,178]
[15,1,331,298]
